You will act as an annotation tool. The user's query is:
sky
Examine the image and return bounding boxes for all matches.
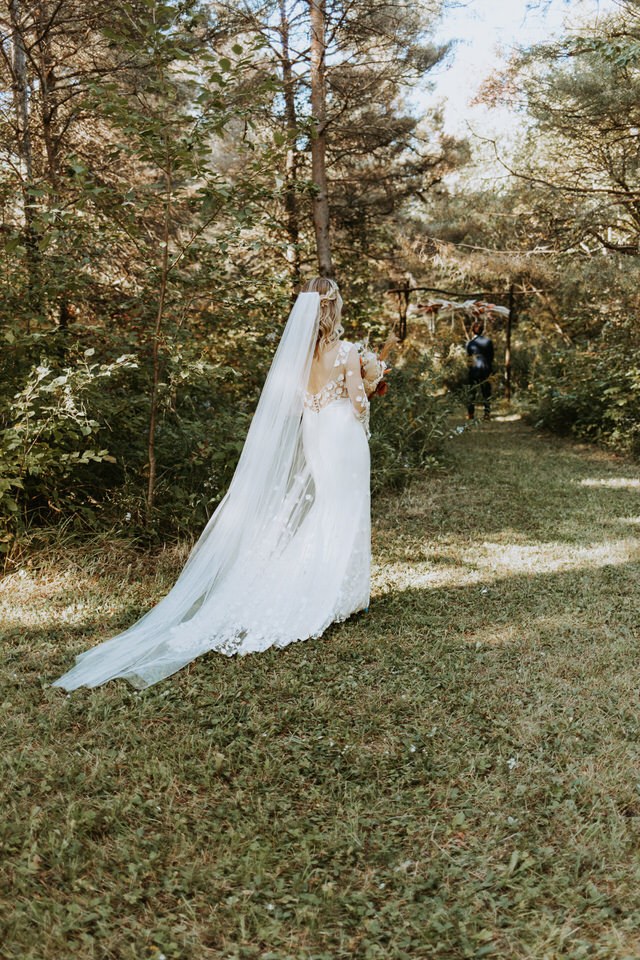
[426,0,619,137]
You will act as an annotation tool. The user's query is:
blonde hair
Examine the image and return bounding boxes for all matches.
[301,276,344,356]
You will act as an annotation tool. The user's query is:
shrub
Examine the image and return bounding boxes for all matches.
[0,327,243,554]
[370,345,453,493]
[0,323,454,558]
[0,343,135,553]
[525,322,640,458]
[438,343,469,395]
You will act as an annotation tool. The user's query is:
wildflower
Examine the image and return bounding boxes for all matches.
[506,757,517,770]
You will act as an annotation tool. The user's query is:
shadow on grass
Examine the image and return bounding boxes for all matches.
[2,542,637,698]
[382,418,640,551]
[4,418,639,692]
[361,556,639,644]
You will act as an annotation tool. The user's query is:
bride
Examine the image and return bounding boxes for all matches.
[53,277,377,690]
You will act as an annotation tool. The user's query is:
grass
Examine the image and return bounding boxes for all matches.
[2,413,640,959]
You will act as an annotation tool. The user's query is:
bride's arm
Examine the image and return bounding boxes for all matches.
[345,346,368,413]
[345,345,370,421]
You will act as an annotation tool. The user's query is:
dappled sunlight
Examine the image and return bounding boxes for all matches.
[580,477,640,489]
[2,541,190,630]
[461,614,573,648]
[600,516,640,531]
[1,561,169,636]
[373,537,640,594]
[493,413,522,422]
[460,613,623,648]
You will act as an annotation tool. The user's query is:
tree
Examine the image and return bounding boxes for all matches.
[7,0,37,329]
[83,0,268,522]
[309,0,333,275]
[0,0,137,330]
[477,0,640,257]
[213,0,459,284]
[279,0,302,284]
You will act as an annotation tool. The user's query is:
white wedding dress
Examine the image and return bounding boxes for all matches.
[53,293,371,690]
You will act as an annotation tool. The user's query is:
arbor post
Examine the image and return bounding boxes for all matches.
[397,280,410,341]
[505,284,515,403]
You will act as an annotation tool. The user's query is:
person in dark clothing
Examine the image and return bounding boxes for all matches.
[466,319,494,420]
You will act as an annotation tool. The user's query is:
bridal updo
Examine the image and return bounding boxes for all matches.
[301,277,344,356]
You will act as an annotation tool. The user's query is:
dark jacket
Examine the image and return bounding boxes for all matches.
[466,334,494,379]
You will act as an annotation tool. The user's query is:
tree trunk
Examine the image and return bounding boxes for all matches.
[279,0,301,287]
[146,160,171,524]
[35,3,59,187]
[397,281,409,341]
[35,3,72,330]
[309,0,333,277]
[9,0,38,332]
[9,0,32,180]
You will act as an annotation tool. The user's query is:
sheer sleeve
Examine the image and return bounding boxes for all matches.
[345,344,370,436]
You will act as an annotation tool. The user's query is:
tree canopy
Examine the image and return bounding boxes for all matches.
[1,0,638,558]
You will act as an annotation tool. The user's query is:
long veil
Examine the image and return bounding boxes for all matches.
[53,292,321,690]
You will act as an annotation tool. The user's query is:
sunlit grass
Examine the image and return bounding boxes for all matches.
[580,477,640,488]
[2,416,640,959]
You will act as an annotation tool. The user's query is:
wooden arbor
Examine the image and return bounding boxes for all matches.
[387,282,518,401]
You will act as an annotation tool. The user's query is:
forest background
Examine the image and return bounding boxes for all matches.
[1,0,639,561]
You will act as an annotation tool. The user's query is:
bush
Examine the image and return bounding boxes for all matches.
[524,322,640,458]
[0,326,245,553]
[0,340,133,553]
[370,345,453,492]
[438,343,469,395]
[0,322,454,559]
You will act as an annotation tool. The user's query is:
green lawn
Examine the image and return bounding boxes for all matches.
[2,416,640,959]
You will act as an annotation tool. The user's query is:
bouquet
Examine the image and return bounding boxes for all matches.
[357,332,397,399]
